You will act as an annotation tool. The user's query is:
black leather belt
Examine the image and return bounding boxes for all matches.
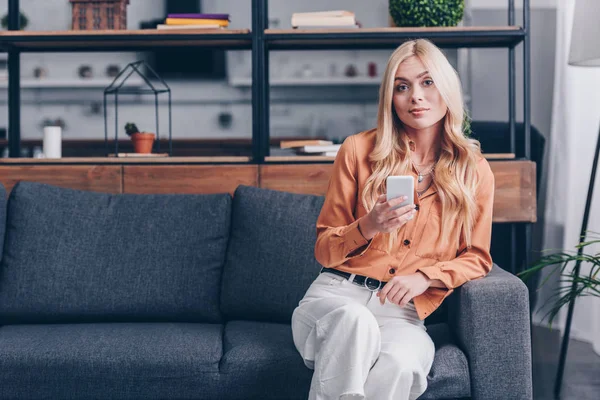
[320,267,388,292]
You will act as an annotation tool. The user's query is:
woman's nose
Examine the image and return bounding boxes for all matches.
[411,87,424,102]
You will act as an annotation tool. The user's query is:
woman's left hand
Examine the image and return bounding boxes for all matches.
[377,272,431,307]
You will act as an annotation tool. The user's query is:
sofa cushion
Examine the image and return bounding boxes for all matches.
[219,320,470,400]
[0,323,223,399]
[420,323,471,399]
[0,182,231,324]
[220,185,325,323]
[220,320,312,400]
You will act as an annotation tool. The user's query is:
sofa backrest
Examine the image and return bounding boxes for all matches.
[220,185,325,323]
[0,184,6,262]
[0,182,231,324]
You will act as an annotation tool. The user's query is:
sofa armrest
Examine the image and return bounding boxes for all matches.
[447,264,533,400]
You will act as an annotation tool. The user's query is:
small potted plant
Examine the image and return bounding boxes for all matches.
[125,122,155,154]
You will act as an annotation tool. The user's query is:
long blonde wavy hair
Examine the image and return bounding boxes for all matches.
[361,39,483,254]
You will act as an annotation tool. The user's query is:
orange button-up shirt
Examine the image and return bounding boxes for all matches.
[314,129,495,320]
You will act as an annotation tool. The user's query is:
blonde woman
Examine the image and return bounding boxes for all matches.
[291,38,495,400]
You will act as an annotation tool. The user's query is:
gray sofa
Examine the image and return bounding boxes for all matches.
[0,181,532,400]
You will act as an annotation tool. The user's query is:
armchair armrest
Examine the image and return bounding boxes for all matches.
[447,264,533,400]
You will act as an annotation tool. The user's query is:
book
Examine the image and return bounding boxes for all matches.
[165,18,229,26]
[280,139,333,149]
[156,24,224,30]
[292,11,354,18]
[297,144,342,153]
[109,153,170,158]
[291,10,356,27]
[168,13,230,20]
[293,24,359,29]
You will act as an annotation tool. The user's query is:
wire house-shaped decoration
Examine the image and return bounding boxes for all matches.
[103,60,172,156]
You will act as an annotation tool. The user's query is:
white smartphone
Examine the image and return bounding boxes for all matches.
[386,176,415,210]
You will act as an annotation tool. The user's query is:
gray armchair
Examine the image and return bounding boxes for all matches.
[447,264,533,399]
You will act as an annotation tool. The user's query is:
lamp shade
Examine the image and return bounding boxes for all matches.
[569,0,600,66]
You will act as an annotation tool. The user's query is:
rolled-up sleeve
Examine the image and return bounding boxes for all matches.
[314,135,375,268]
[417,158,495,290]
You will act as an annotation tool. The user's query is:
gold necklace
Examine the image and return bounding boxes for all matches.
[417,179,433,197]
[411,159,436,183]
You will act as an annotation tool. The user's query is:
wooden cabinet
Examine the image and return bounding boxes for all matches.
[0,159,536,223]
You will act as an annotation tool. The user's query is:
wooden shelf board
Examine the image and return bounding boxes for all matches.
[0,156,252,164]
[0,29,252,51]
[265,26,525,49]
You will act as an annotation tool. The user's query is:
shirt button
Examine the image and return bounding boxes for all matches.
[403,239,411,246]
[389,268,396,274]
[415,204,420,211]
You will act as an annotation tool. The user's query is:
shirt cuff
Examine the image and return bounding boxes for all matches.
[340,219,372,258]
[417,265,454,290]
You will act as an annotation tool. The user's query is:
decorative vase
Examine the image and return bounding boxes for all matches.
[389,0,464,27]
[131,132,155,154]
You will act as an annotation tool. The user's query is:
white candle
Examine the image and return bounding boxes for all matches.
[43,126,62,158]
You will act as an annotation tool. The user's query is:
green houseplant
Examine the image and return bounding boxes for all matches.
[517,232,600,328]
[125,122,155,154]
[389,0,464,27]
[1,11,28,30]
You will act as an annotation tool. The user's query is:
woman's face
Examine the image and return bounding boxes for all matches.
[392,56,447,132]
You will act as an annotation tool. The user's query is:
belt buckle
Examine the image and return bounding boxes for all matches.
[363,277,382,292]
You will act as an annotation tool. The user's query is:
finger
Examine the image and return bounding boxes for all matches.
[384,285,402,304]
[389,203,417,219]
[388,209,417,228]
[380,206,416,226]
[377,193,387,203]
[379,195,406,212]
[386,195,410,210]
[392,287,408,305]
[379,282,393,304]
[398,291,413,308]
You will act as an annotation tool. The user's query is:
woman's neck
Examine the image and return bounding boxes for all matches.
[404,123,442,165]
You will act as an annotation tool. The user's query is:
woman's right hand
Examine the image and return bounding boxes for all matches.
[358,194,417,240]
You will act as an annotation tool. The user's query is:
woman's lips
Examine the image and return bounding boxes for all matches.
[410,109,429,117]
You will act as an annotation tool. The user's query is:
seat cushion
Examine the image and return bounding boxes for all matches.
[221,185,325,323]
[220,320,312,400]
[219,321,469,400]
[0,323,223,399]
[421,323,471,399]
[0,182,231,324]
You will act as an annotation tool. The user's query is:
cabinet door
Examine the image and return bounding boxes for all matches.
[123,165,258,196]
[259,164,333,196]
[0,166,122,194]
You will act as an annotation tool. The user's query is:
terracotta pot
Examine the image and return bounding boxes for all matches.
[131,132,155,154]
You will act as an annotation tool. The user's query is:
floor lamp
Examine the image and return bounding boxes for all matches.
[554,0,600,397]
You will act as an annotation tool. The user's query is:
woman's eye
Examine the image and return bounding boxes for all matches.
[396,84,408,92]
[423,79,434,86]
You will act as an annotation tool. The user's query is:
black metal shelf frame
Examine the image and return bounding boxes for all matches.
[5,0,532,277]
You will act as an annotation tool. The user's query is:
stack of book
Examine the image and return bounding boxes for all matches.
[291,10,359,29]
[280,139,341,157]
[157,13,230,30]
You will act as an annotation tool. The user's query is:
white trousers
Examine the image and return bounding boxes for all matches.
[291,271,435,400]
